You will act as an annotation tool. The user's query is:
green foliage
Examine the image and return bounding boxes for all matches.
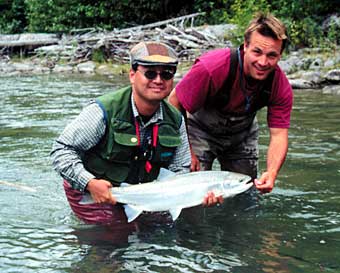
[0,0,27,33]
[92,48,106,63]
[326,18,340,49]
[24,0,195,32]
[0,0,338,50]
[228,0,271,45]
[269,0,337,50]
[230,0,270,25]
[285,17,322,49]
[192,0,233,25]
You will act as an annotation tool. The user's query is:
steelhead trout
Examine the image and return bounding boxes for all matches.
[80,169,252,222]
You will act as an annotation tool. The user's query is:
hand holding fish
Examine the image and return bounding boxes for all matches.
[80,170,252,222]
[202,191,224,207]
[190,151,201,172]
[86,178,117,205]
[254,170,276,194]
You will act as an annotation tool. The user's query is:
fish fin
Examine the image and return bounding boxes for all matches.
[123,205,143,223]
[157,168,176,181]
[168,207,182,221]
[79,193,94,205]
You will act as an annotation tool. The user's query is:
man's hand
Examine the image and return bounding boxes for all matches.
[202,191,224,207]
[190,152,201,172]
[86,178,117,205]
[254,171,277,194]
[256,128,288,194]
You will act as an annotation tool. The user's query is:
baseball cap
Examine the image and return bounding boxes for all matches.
[130,41,178,67]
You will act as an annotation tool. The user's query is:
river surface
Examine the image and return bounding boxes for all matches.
[0,74,339,273]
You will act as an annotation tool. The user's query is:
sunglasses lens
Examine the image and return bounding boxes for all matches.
[160,71,174,80]
[142,70,174,80]
[144,70,158,80]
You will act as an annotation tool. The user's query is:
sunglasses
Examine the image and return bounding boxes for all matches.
[137,69,175,81]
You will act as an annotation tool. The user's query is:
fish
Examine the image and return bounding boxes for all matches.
[80,169,253,222]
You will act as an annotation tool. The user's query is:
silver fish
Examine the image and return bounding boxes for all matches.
[80,169,252,222]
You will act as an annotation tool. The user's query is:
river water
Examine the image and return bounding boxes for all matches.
[0,74,339,273]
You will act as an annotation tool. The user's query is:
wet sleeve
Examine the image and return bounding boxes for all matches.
[50,102,106,191]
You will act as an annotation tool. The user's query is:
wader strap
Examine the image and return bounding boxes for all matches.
[260,70,275,104]
[212,48,238,110]
[211,46,275,111]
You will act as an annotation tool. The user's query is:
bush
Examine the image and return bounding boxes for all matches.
[0,0,27,33]
[0,0,337,50]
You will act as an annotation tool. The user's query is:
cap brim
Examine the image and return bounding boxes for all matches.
[133,54,178,66]
[134,60,178,67]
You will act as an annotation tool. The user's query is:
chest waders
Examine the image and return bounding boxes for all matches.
[189,46,275,136]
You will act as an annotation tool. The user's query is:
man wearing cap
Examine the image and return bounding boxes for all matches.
[51,41,191,224]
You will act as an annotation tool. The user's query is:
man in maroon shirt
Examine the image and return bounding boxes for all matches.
[169,12,293,201]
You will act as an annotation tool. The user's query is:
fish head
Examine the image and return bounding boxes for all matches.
[220,173,253,198]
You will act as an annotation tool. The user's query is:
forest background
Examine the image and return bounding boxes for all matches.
[0,0,339,51]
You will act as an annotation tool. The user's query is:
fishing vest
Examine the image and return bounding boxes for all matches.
[82,86,182,186]
[189,46,275,136]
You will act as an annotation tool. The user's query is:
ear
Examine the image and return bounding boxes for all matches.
[129,68,136,84]
[243,39,249,51]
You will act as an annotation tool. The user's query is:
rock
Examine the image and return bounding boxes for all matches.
[195,24,237,41]
[288,79,315,89]
[96,64,114,76]
[325,69,340,83]
[0,63,16,73]
[322,14,340,33]
[12,62,35,73]
[53,64,74,73]
[279,55,300,73]
[278,60,295,74]
[309,58,323,70]
[300,71,324,85]
[76,61,96,73]
[322,85,340,95]
[324,58,335,68]
[33,66,51,74]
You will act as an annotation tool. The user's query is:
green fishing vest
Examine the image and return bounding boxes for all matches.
[83,86,182,186]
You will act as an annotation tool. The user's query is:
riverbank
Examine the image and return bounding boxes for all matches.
[0,21,339,94]
[1,47,339,94]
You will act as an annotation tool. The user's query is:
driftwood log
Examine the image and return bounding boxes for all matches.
[0,13,228,64]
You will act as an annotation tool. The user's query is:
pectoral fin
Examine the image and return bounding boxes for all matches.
[157,168,176,181]
[168,207,182,221]
[123,204,143,223]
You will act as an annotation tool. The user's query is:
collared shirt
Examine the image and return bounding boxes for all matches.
[175,47,293,128]
[51,94,191,192]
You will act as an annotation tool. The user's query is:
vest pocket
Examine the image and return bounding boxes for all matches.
[158,123,181,147]
[83,155,129,185]
[107,131,138,162]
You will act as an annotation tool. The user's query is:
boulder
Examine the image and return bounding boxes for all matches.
[77,61,96,74]
[325,69,340,83]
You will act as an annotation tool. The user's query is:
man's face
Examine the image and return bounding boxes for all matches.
[129,65,175,105]
[243,30,282,80]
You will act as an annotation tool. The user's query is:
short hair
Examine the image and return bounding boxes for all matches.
[244,12,288,53]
